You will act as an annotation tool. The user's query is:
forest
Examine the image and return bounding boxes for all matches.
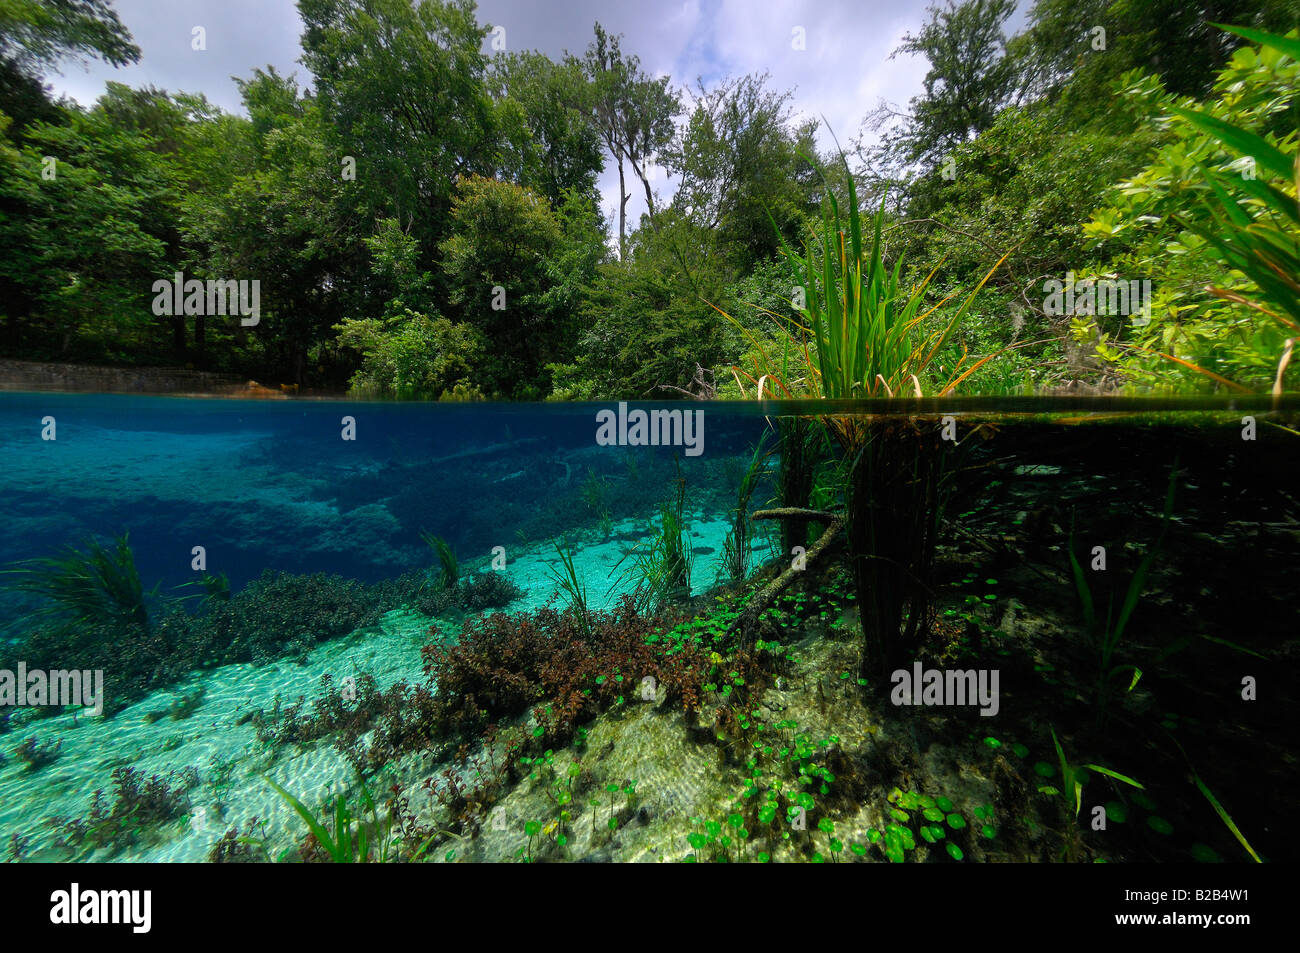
[1,0,1298,402]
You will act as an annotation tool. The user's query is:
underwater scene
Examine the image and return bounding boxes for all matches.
[0,393,1295,865]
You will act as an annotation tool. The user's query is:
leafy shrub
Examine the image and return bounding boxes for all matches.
[54,766,196,855]
[335,310,485,400]
[1082,31,1300,392]
[200,569,382,664]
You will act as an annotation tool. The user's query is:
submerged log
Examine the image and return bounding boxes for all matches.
[726,508,844,644]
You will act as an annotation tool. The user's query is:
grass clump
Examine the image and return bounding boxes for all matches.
[2,533,152,633]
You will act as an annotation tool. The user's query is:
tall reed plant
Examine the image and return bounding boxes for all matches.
[723,433,772,581]
[3,533,152,633]
[715,156,1007,682]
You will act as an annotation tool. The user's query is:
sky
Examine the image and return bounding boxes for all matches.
[43,0,1025,237]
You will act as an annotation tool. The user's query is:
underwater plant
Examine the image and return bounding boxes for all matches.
[175,570,230,609]
[775,417,830,556]
[14,736,62,771]
[421,532,460,590]
[549,537,591,638]
[265,775,434,863]
[3,533,152,633]
[55,766,196,856]
[458,570,524,611]
[200,569,383,665]
[1068,459,1178,729]
[1045,728,1145,862]
[722,433,772,581]
[613,467,693,611]
[207,817,270,863]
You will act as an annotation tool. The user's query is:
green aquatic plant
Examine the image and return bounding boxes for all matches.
[57,766,195,856]
[3,533,152,633]
[1192,773,1259,862]
[775,417,821,556]
[548,537,591,638]
[715,152,1007,684]
[1046,728,1144,861]
[265,775,418,863]
[420,532,460,590]
[13,736,61,771]
[1164,736,1263,863]
[1068,459,1178,728]
[612,467,693,611]
[175,570,230,608]
[722,432,772,581]
[519,820,543,863]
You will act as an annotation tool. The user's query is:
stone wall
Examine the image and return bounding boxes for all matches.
[0,359,255,395]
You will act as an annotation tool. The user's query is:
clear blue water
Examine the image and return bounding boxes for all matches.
[0,394,1294,863]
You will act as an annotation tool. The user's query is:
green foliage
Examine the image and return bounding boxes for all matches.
[440,175,599,398]
[1008,0,1300,107]
[0,0,140,74]
[612,468,693,611]
[722,434,772,581]
[1045,728,1144,860]
[56,766,195,857]
[335,311,485,400]
[727,156,1005,403]
[579,21,680,255]
[664,73,819,273]
[3,533,151,632]
[490,51,603,208]
[1082,29,1300,392]
[881,0,1019,169]
[421,533,460,590]
[266,775,417,863]
[0,107,178,361]
[297,0,497,255]
[548,537,591,638]
[1067,460,1178,727]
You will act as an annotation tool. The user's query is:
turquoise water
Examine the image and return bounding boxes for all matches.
[1,395,1295,863]
[0,395,774,860]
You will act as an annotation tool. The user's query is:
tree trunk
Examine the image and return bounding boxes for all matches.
[617,159,628,260]
[194,313,206,360]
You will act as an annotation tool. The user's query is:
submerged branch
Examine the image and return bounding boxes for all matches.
[726,510,844,645]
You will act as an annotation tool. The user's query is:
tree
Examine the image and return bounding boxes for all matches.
[298,0,498,255]
[490,50,604,209]
[0,0,139,75]
[439,176,601,398]
[188,72,370,385]
[867,0,1018,173]
[579,22,679,256]
[1008,0,1300,108]
[665,72,820,275]
[0,107,177,359]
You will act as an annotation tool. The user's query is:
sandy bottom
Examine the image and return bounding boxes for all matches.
[0,512,771,861]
